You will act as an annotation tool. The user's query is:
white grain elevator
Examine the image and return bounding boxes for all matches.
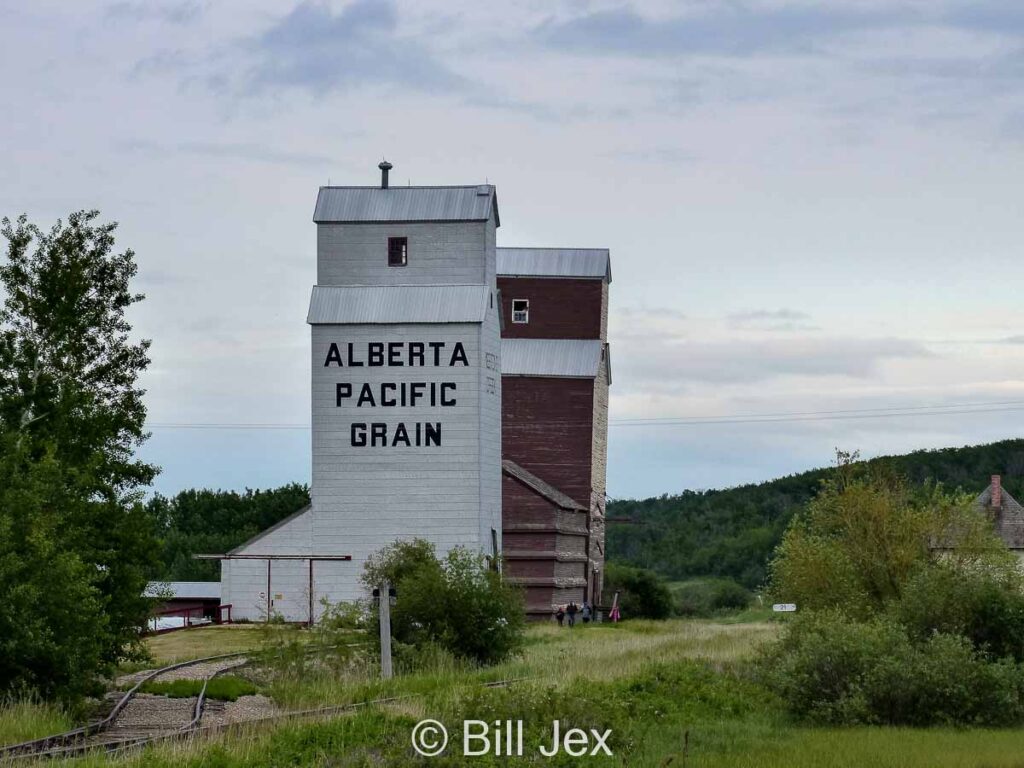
[220,163,502,620]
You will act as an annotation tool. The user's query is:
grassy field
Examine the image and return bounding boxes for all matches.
[12,618,1024,766]
[144,624,303,665]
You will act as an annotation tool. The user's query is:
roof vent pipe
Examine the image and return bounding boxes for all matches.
[378,160,393,189]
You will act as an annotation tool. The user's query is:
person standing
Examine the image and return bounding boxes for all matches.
[582,602,592,624]
[555,605,565,627]
[567,601,578,628]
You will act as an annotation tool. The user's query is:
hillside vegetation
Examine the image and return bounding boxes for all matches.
[149,440,1024,589]
[607,439,1024,588]
[149,484,310,581]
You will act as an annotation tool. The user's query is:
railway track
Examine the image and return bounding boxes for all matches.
[0,662,530,763]
[0,652,250,762]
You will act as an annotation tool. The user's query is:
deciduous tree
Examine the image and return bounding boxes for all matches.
[0,211,158,700]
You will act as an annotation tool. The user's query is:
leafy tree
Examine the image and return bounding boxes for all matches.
[767,453,1011,616]
[362,539,525,665]
[0,211,158,700]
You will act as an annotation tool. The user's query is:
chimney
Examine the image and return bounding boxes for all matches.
[992,474,1003,511]
[378,160,392,189]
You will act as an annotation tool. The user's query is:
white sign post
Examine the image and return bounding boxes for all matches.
[772,603,797,613]
[378,582,393,680]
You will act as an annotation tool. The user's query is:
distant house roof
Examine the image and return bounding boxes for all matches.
[976,482,1024,550]
[145,581,221,600]
[502,460,586,512]
[307,285,490,325]
[501,339,608,380]
[313,185,499,226]
[497,248,611,282]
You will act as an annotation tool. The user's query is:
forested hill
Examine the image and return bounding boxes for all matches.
[606,439,1024,589]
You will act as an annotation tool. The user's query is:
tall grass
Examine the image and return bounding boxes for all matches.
[258,619,778,710]
[0,697,74,746]
[43,618,1024,767]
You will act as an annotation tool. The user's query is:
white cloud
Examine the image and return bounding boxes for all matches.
[4,0,1024,496]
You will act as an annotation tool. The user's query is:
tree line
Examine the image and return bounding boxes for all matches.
[148,484,310,580]
[606,440,1024,588]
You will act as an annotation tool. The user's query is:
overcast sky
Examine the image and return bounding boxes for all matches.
[3,0,1024,499]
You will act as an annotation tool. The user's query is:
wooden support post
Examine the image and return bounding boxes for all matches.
[308,559,314,627]
[266,559,272,621]
[378,581,393,680]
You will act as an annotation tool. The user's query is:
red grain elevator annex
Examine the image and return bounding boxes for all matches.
[497,248,612,618]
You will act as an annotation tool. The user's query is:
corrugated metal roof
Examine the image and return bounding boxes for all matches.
[314,185,499,225]
[501,339,603,378]
[308,285,490,324]
[144,581,221,599]
[497,248,611,282]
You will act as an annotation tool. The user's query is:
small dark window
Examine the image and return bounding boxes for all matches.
[388,237,408,267]
[512,299,529,324]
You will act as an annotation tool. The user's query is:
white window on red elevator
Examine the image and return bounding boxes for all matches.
[512,299,529,324]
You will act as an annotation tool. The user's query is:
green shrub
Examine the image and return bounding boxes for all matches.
[757,609,1024,726]
[361,539,525,665]
[864,633,1024,726]
[674,578,752,616]
[604,563,674,619]
[894,563,1024,662]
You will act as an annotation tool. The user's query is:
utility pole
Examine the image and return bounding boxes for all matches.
[377,582,393,679]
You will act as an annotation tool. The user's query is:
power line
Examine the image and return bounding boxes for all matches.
[144,398,1024,431]
[610,398,1024,423]
[609,404,1024,427]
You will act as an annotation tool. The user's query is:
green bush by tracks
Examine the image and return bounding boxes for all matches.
[361,539,525,666]
[604,563,674,619]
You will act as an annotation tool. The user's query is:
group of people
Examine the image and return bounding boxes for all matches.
[554,601,592,627]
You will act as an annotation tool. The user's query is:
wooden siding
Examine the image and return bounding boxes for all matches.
[318,221,488,286]
[501,377,595,508]
[223,507,315,622]
[477,221,502,554]
[311,319,499,604]
[497,277,604,339]
[501,467,590,612]
[223,208,501,620]
[589,349,609,604]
